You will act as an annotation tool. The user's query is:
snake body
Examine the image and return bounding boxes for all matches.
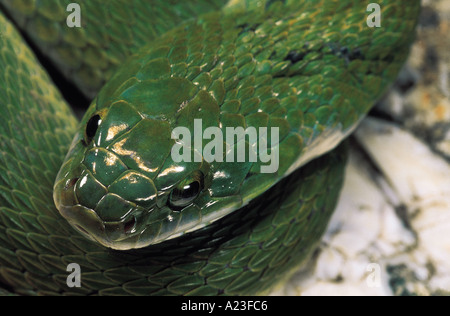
[0,1,420,295]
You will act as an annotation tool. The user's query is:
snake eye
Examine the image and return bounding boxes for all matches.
[85,114,102,145]
[168,171,204,211]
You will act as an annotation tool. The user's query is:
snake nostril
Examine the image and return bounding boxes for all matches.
[65,178,79,190]
[124,218,136,234]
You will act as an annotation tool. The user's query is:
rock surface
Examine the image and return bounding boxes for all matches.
[274,0,450,296]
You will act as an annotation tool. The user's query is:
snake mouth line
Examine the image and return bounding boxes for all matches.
[73,224,91,237]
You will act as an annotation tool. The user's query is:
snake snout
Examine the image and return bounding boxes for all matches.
[57,203,106,243]
[59,175,152,244]
[57,201,144,249]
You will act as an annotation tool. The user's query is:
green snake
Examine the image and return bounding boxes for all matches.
[0,0,420,295]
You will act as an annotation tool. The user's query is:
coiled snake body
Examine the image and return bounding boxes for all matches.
[0,0,420,295]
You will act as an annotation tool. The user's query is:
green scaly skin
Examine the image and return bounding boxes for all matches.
[0,0,229,98]
[0,1,420,295]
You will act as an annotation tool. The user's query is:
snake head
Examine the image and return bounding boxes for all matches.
[53,69,258,250]
[53,94,223,250]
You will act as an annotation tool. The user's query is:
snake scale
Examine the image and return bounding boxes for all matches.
[0,0,420,295]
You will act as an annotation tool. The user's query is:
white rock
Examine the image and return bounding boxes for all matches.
[354,118,450,204]
[315,248,344,281]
